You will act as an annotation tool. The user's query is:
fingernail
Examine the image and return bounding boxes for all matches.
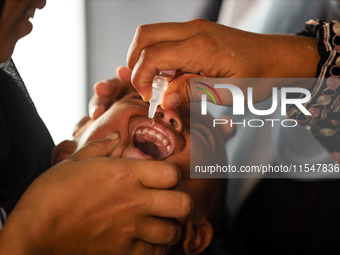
[106,132,120,141]
[164,93,179,109]
[91,106,105,119]
[161,70,175,76]
[90,106,97,117]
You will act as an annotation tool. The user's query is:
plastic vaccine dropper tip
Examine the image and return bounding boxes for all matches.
[148,104,157,119]
[148,70,176,120]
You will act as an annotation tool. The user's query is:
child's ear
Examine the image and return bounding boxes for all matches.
[51,140,78,165]
[182,215,213,255]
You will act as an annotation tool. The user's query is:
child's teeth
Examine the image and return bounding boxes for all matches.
[156,133,163,140]
[135,128,171,152]
[148,129,156,135]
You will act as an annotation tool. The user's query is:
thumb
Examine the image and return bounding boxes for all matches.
[116,66,132,84]
[161,73,201,110]
[69,132,120,161]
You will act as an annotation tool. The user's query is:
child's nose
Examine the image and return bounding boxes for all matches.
[154,108,183,132]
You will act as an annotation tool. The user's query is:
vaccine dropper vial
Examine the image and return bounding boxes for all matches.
[148,70,176,120]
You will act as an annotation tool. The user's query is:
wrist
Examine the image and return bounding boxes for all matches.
[265,34,319,82]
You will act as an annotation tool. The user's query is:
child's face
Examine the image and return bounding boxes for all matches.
[70,92,227,254]
[76,92,188,161]
[74,92,223,179]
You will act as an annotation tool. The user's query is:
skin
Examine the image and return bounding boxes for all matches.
[60,92,231,254]
[0,1,193,254]
[0,0,46,62]
[0,138,191,255]
[88,66,136,119]
[78,92,228,181]
[125,19,320,110]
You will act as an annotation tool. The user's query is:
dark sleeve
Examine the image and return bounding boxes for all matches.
[287,20,340,163]
[0,60,54,227]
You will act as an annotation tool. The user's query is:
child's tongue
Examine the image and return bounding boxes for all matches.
[133,132,169,159]
[134,138,161,158]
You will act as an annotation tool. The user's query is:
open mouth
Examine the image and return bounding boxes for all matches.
[133,126,172,159]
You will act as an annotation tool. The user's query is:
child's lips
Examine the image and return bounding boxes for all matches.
[131,119,178,159]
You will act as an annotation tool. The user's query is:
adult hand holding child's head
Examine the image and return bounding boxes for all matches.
[0,132,191,255]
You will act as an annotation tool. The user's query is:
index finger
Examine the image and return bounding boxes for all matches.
[146,189,192,219]
[127,20,196,70]
[131,160,181,189]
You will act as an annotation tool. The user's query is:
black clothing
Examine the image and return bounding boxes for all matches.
[0,59,54,215]
[0,0,4,16]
